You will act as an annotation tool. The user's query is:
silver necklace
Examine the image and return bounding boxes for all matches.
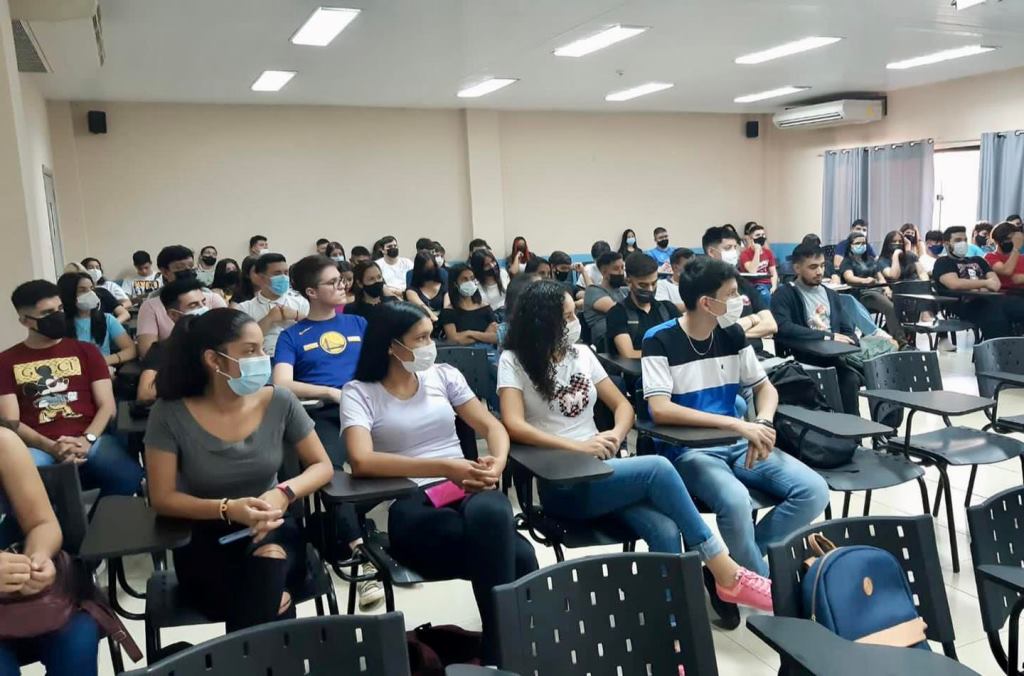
[683,325,715,357]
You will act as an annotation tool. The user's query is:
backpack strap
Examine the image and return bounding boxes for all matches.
[803,532,838,569]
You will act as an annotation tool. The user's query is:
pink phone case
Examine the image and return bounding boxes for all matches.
[424,480,467,508]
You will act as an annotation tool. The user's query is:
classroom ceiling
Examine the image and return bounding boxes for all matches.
[24,0,1024,113]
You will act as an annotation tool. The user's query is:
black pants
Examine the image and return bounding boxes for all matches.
[388,489,539,664]
[173,518,304,632]
[957,295,1024,340]
[310,406,347,469]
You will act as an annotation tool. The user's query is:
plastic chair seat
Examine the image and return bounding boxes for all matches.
[994,413,1024,433]
[901,319,975,334]
[523,507,639,550]
[816,448,925,493]
[363,530,426,586]
[901,426,1024,466]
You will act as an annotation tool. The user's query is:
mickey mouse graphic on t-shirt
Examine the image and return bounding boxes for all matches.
[23,365,81,424]
[554,372,591,418]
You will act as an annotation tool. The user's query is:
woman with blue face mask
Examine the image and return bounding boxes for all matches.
[840,232,907,346]
[143,308,333,632]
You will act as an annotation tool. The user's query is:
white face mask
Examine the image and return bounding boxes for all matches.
[185,306,209,317]
[951,241,969,257]
[395,340,436,373]
[87,268,103,283]
[564,318,582,346]
[76,290,101,311]
[435,255,445,268]
[719,248,740,266]
[458,281,479,297]
[708,296,744,329]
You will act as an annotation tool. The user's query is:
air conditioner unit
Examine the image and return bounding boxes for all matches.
[772,99,884,130]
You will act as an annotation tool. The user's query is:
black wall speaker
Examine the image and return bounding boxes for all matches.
[87,110,107,134]
[745,120,759,139]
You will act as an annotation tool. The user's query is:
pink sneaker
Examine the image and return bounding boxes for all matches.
[715,568,773,613]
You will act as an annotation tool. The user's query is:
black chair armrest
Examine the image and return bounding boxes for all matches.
[776,405,893,439]
[319,471,419,505]
[977,564,1024,594]
[859,389,994,416]
[977,370,1024,390]
[634,419,739,448]
[445,666,519,676]
[509,445,612,485]
[79,496,191,561]
[595,352,642,379]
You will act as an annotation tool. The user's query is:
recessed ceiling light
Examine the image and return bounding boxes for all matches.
[291,7,361,47]
[954,0,987,9]
[457,78,519,98]
[554,25,649,58]
[734,86,810,103]
[735,36,842,65]
[251,70,296,92]
[886,44,996,69]
[605,82,674,102]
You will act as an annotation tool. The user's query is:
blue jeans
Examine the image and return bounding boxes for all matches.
[672,441,829,576]
[0,611,99,676]
[538,456,725,562]
[754,283,772,306]
[838,293,881,337]
[30,434,142,497]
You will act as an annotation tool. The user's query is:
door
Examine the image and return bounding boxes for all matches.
[42,168,63,272]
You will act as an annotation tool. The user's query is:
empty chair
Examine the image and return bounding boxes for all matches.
[974,336,1024,436]
[891,280,973,350]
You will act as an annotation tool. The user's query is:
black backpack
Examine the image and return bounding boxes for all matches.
[768,362,857,469]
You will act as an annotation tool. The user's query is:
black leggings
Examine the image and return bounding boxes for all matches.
[387,489,539,664]
[173,517,304,632]
[310,406,347,468]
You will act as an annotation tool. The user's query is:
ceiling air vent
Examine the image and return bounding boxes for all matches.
[11,20,50,73]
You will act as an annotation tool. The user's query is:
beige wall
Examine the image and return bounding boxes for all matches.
[18,75,56,279]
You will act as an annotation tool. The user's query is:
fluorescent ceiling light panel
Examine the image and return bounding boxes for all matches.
[886,44,995,69]
[734,86,809,103]
[457,78,518,98]
[955,0,987,9]
[735,36,842,64]
[554,24,649,57]
[251,70,296,92]
[605,82,674,102]
[291,7,361,46]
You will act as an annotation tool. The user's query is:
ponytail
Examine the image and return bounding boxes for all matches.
[155,308,253,400]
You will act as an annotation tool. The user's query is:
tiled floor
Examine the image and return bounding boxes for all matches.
[33,346,1023,675]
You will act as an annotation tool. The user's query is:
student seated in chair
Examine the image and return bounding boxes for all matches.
[655,247,693,314]
[136,279,208,403]
[341,302,538,665]
[499,281,772,611]
[582,251,628,349]
[605,253,680,359]
[643,257,829,578]
[145,308,332,631]
[234,253,309,358]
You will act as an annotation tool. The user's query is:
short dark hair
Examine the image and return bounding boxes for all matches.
[1007,214,1022,223]
[253,252,287,274]
[701,226,739,251]
[316,238,330,247]
[11,279,59,311]
[548,251,572,267]
[801,233,822,247]
[624,252,658,278]
[379,235,397,247]
[157,308,254,400]
[350,246,370,258]
[790,243,823,264]
[468,238,489,253]
[743,221,760,235]
[678,257,739,311]
[132,250,152,267]
[415,237,433,252]
[992,221,1017,244]
[353,302,429,383]
[974,221,993,234]
[159,278,206,309]
[291,255,336,300]
[670,247,694,266]
[590,240,612,260]
[249,235,267,248]
[653,227,667,237]
[199,245,217,255]
[924,229,943,243]
[851,219,867,229]
[156,245,193,270]
[81,257,101,269]
[524,256,549,274]
[596,251,622,270]
[432,241,445,255]
[943,226,967,241]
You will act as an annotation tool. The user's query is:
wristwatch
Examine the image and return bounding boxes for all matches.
[84,433,97,444]
[753,418,775,429]
[276,483,296,503]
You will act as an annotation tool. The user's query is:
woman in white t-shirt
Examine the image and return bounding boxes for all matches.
[341,302,538,664]
[469,249,510,314]
[498,281,772,612]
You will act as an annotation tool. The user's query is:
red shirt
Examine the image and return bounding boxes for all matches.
[0,339,109,439]
[738,246,777,286]
[984,250,1024,289]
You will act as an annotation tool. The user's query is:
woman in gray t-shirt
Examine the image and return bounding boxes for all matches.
[144,308,332,631]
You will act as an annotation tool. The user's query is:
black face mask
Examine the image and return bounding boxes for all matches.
[656,239,669,249]
[554,270,570,282]
[201,255,217,266]
[608,274,627,288]
[220,270,240,287]
[32,311,67,340]
[753,236,767,246]
[1000,241,1015,254]
[633,289,655,305]
[364,281,385,298]
[902,232,917,244]
[975,234,989,247]
[174,268,197,281]
[386,246,399,258]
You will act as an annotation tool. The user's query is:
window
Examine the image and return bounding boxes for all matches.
[933,147,980,229]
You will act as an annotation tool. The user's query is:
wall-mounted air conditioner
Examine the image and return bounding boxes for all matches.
[772,99,885,130]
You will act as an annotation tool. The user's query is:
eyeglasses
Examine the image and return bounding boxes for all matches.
[317,278,345,288]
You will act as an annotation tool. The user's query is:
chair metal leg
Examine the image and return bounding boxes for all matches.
[841,492,851,518]
[932,473,944,517]
[383,578,396,613]
[965,465,978,508]
[116,558,146,600]
[937,465,960,573]
[553,542,565,563]
[314,595,324,616]
[917,477,930,515]
[824,502,833,521]
[346,561,358,615]
[1008,596,1024,676]
[863,490,872,517]
[108,636,124,674]
[144,619,159,666]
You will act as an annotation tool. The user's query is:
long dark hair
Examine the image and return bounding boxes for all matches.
[56,272,106,346]
[410,251,442,289]
[211,258,240,291]
[879,229,918,276]
[353,302,429,383]
[503,280,574,402]
[844,231,873,262]
[469,250,504,294]
[618,229,638,256]
[234,256,257,302]
[156,308,254,400]
[447,263,482,307]
[352,260,382,302]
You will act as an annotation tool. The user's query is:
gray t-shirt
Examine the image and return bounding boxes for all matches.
[794,280,831,331]
[144,386,314,499]
[582,285,627,346]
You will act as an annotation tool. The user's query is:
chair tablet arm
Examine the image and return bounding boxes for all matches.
[509,445,613,485]
[445,666,519,676]
[319,471,419,505]
[776,405,894,440]
[977,564,1024,594]
[977,370,1024,390]
[634,419,740,449]
[79,496,191,561]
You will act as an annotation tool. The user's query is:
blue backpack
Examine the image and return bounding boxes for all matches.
[801,533,929,650]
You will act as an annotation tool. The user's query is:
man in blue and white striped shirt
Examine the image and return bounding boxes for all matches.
[642,257,828,577]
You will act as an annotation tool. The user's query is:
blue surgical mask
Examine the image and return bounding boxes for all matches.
[851,244,867,256]
[928,244,944,256]
[217,353,271,396]
[626,237,636,246]
[269,274,290,296]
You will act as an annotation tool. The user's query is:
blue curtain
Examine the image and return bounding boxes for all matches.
[821,148,868,246]
[979,131,1024,223]
[867,141,934,236]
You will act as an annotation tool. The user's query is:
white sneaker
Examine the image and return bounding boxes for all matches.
[937,336,956,352]
[358,562,385,610]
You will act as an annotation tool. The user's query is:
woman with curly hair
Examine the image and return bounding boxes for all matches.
[497,280,772,613]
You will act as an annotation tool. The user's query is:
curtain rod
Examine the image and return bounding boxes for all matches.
[824,138,934,155]
[994,130,1024,138]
